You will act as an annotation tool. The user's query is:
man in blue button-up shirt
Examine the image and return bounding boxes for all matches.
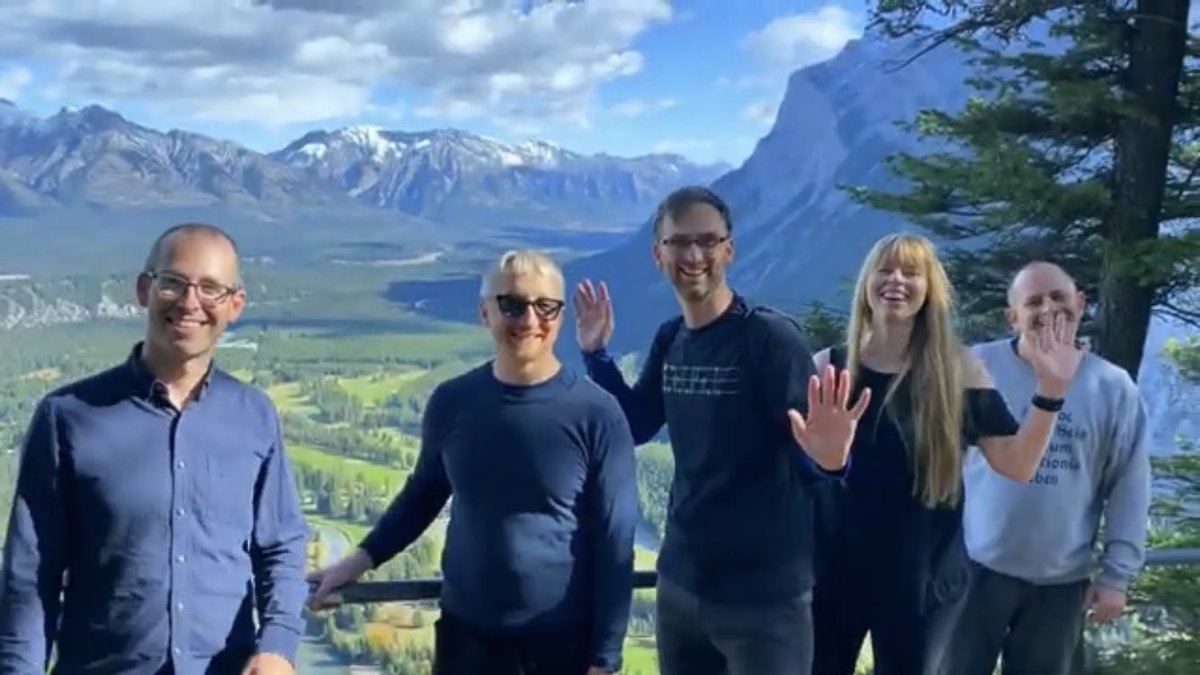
[0,223,310,675]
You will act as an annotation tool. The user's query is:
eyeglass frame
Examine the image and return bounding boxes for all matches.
[493,294,565,321]
[144,270,241,305]
[657,233,731,252]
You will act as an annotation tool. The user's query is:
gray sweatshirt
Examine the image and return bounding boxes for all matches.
[962,338,1152,591]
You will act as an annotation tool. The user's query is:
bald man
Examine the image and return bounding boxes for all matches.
[0,224,309,675]
[943,262,1152,675]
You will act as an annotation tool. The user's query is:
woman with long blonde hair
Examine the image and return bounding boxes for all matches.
[809,234,1082,675]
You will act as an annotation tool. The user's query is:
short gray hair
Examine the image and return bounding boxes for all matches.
[479,249,564,298]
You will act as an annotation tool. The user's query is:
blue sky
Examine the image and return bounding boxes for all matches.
[0,1,865,166]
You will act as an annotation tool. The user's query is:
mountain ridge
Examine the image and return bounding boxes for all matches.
[0,102,726,230]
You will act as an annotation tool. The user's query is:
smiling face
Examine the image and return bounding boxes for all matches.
[480,269,565,365]
[1006,262,1085,336]
[864,241,931,324]
[652,201,733,303]
[136,231,245,365]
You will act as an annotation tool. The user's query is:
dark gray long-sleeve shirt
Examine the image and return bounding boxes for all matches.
[583,295,847,605]
[0,343,310,675]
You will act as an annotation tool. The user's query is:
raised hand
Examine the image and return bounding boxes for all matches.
[787,365,871,471]
[1028,311,1083,397]
[573,279,614,353]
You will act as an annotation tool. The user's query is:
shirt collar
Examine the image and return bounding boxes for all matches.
[125,341,217,402]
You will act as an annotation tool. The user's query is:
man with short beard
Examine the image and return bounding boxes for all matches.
[0,223,310,675]
[944,261,1152,675]
[574,186,869,675]
[306,250,639,675]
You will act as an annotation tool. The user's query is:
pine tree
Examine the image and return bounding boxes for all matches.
[1095,336,1200,672]
[849,0,1199,377]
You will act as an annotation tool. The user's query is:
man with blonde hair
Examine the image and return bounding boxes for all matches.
[307,249,639,675]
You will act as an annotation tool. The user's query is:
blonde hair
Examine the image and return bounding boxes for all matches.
[479,249,564,298]
[845,233,965,508]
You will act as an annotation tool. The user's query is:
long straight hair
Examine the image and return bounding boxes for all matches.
[845,234,965,508]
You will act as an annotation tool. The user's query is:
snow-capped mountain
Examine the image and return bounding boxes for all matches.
[0,104,348,212]
[270,126,727,228]
[0,101,726,229]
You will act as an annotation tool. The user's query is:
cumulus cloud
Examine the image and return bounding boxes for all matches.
[741,5,861,71]
[0,0,672,128]
[733,5,863,129]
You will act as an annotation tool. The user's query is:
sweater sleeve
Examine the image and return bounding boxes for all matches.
[747,310,850,483]
[1095,376,1152,591]
[584,405,638,671]
[582,320,676,444]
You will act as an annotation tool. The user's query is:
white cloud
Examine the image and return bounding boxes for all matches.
[0,0,673,128]
[730,5,864,131]
[0,65,32,100]
[610,97,677,118]
[741,99,779,127]
[741,6,861,71]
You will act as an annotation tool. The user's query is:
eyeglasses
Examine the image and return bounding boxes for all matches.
[659,234,729,251]
[148,271,239,305]
[494,294,565,321]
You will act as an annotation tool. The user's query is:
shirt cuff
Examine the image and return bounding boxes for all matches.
[592,650,622,672]
[582,347,612,361]
[1096,567,1132,593]
[257,623,302,664]
[812,452,852,479]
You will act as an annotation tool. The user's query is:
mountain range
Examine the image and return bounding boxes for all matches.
[391,35,978,336]
[0,98,727,230]
[0,30,1194,452]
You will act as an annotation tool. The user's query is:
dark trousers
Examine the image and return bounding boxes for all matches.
[942,561,1090,675]
[655,575,814,675]
[432,611,592,675]
[811,565,964,675]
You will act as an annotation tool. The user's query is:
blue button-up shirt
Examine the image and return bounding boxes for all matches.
[0,343,310,674]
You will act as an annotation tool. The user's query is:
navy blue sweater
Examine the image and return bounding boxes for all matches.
[583,295,845,605]
[358,363,638,671]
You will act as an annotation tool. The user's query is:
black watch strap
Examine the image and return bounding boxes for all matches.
[1031,393,1064,412]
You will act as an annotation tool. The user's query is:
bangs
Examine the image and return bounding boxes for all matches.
[875,236,930,272]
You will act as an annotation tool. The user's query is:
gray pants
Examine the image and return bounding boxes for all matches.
[944,561,1090,675]
[655,576,814,675]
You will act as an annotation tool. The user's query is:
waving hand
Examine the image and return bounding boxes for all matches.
[787,365,871,471]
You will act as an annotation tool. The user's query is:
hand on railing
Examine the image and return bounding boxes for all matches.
[306,548,374,610]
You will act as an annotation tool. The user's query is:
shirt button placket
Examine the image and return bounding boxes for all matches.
[169,411,188,663]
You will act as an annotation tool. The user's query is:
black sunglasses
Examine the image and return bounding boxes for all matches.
[494,294,565,321]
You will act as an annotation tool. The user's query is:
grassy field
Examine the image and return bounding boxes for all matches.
[337,369,427,406]
[268,381,322,416]
[290,443,407,489]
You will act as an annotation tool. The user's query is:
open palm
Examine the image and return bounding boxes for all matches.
[573,279,614,352]
[787,365,871,471]
[1028,312,1083,395]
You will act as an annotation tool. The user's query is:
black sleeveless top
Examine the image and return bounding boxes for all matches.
[813,346,1019,612]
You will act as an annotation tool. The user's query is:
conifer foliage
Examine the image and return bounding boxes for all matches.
[849,1,1199,378]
